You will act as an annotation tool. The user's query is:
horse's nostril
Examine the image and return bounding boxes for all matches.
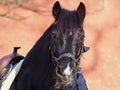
[57,67,62,75]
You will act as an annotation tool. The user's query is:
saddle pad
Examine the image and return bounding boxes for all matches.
[0,59,24,90]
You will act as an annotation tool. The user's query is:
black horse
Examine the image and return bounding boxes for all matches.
[10,1,89,90]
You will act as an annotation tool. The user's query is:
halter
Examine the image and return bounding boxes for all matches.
[49,44,84,90]
[50,48,82,67]
[56,53,80,62]
[50,51,81,90]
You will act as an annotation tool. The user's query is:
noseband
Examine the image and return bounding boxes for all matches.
[50,49,82,67]
[56,53,80,64]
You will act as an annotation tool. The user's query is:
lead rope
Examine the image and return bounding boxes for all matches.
[73,67,79,90]
[75,77,79,90]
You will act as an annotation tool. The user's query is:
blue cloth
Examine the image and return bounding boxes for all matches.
[69,68,88,90]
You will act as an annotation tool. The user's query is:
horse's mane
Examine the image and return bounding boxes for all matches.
[13,24,55,89]
[23,24,54,66]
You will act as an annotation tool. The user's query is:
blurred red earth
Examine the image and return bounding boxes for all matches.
[0,0,120,90]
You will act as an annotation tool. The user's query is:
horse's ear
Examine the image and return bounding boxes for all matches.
[82,46,90,53]
[77,2,86,22]
[52,1,61,21]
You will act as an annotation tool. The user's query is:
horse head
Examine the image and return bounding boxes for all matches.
[49,1,89,87]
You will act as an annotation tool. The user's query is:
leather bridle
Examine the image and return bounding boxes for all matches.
[50,45,83,67]
[50,47,82,90]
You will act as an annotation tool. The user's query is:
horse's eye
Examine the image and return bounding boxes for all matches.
[77,32,84,40]
[52,33,56,38]
[75,43,82,58]
[51,32,58,41]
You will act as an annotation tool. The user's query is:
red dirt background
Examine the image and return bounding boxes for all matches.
[0,0,120,90]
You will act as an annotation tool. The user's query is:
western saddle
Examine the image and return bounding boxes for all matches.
[0,47,24,83]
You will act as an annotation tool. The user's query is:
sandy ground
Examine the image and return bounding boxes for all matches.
[0,0,120,90]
